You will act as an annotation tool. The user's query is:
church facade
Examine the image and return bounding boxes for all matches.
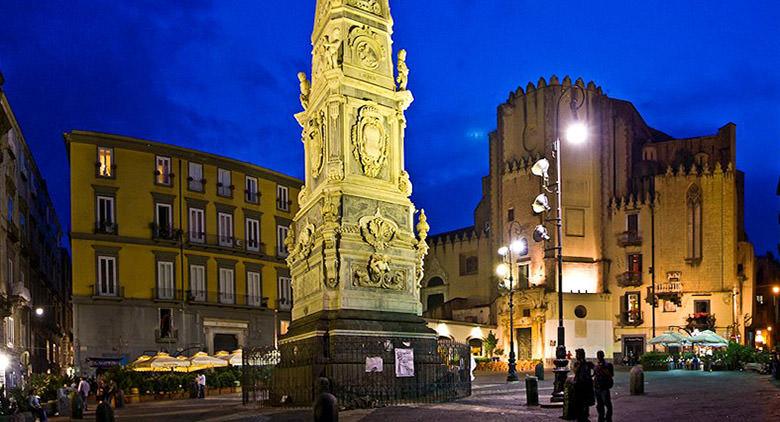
[422,76,755,362]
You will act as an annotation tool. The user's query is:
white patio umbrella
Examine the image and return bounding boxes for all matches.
[189,352,229,369]
[215,349,243,366]
[648,331,689,346]
[131,352,190,372]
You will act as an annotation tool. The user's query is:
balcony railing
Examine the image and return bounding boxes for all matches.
[151,224,178,241]
[617,231,642,247]
[91,284,124,299]
[617,310,644,327]
[616,271,642,287]
[245,190,259,203]
[185,232,266,255]
[95,221,118,235]
[187,291,268,308]
[655,281,683,294]
[277,298,292,311]
[155,328,178,343]
[152,287,184,301]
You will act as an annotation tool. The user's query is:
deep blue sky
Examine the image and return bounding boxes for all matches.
[0,1,778,254]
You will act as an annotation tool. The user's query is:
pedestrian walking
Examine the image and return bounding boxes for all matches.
[77,377,91,412]
[28,388,48,422]
[593,350,614,422]
[572,348,595,422]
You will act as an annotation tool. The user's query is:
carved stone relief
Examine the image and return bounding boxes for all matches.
[347,0,382,15]
[351,105,388,178]
[358,209,397,251]
[307,112,326,178]
[348,26,385,71]
[353,253,405,290]
[398,170,412,196]
[327,159,345,181]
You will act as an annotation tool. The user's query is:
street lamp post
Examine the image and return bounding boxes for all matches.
[530,84,588,403]
[496,223,528,383]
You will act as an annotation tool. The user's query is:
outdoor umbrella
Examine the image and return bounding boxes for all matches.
[693,330,729,347]
[131,352,190,372]
[187,352,229,371]
[649,331,689,346]
[216,350,243,366]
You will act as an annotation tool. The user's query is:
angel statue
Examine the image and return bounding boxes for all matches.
[396,49,409,90]
[297,72,310,111]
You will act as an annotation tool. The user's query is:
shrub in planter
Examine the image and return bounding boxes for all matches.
[639,351,670,371]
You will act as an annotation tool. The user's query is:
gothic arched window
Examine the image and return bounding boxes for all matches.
[686,184,703,261]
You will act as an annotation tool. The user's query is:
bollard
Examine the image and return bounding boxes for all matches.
[629,365,644,395]
[535,362,545,381]
[525,376,539,406]
[562,375,576,420]
[313,377,338,422]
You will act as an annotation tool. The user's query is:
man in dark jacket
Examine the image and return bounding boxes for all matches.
[593,350,614,422]
[572,348,594,422]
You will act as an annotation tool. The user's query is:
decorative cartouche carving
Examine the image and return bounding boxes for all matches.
[359,209,397,251]
[396,49,409,91]
[297,72,310,111]
[353,253,404,290]
[349,26,384,71]
[327,159,345,181]
[307,112,326,178]
[290,221,316,264]
[351,105,388,178]
[298,186,310,206]
[398,170,412,196]
[347,0,382,15]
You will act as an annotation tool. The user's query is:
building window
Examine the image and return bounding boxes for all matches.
[459,255,478,276]
[427,277,445,287]
[245,176,259,203]
[625,292,641,323]
[686,184,703,261]
[158,309,174,339]
[276,185,289,211]
[218,212,234,247]
[627,213,639,234]
[5,317,14,348]
[96,195,116,234]
[628,254,642,280]
[277,225,289,257]
[468,338,483,356]
[507,208,515,222]
[188,162,204,192]
[157,261,175,299]
[189,264,206,302]
[245,218,260,252]
[97,255,117,296]
[756,295,764,305]
[155,156,172,185]
[278,276,292,310]
[218,268,235,304]
[518,263,530,289]
[694,300,711,315]
[155,203,174,239]
[188,208,205,243]
[217,168,232,197]
[97,146,114,177]
[247,271,262,307]
[279,320,290,336]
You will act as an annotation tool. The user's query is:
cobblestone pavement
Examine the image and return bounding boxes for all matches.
[51,369,780,421]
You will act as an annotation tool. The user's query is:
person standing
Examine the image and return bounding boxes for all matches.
[77,377,91,412]
[197,373,206,399]
[572,348,595,422]
[593,350,614,422]
[28,389,48,422]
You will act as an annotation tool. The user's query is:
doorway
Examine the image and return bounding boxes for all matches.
[516,327,532,359]
[622,335,645,365]
[214,333,239,352]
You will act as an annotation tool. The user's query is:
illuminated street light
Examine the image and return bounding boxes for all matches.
[533,225,550,242]
[773,286,780,295]
[496,221,528,383]
[495,263,510,278]
[497,246,509,257]
[531,158,550,179]
[510,238,528,255]
[565,122,588,144]
[532,193,550,214]
[35,307,44,317]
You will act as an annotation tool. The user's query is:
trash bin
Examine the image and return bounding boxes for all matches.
[525,376,538,406]
[535,362,544,381]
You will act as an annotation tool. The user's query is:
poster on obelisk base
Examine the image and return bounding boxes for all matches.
[395,348,414,377]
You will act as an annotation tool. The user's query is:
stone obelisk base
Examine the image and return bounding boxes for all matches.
[271,310,470,407]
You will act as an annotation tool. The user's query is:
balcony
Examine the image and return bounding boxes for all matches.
[648,281,683,307]
[617,231,642,247]
[152,287,184,302]
[95,221,118,235]
[616,271,642,287]
[617,310,644,327]
[187,291,268,308]
[151,224,179,241]
[91,284,124,299]
[185,233,266,256]
[155,328,178,343]
[278,298,292,312]
[245,190,259,204]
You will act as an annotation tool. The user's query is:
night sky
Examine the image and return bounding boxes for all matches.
[0,1,778,254]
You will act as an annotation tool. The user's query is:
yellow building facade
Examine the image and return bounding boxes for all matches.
[66,131,300,370]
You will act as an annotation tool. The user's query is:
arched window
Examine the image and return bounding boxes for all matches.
[686,184,702,261]
[427,277,445,287]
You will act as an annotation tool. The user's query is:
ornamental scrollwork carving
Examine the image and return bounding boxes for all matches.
[398,170,412,196]
[307,112,326,178]
[287,221,316,265]
[348,26,385,71]
[353,253,404,290]
[327,159,345,181]
[351,105,388,178]
[359,209,397,251]
[347,0,382,15]
[298,186,310,206]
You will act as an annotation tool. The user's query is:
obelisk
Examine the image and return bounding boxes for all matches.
[273,0,447,405]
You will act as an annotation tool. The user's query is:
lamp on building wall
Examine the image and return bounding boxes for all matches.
[495,221,528,383]
[529,82,588,403]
